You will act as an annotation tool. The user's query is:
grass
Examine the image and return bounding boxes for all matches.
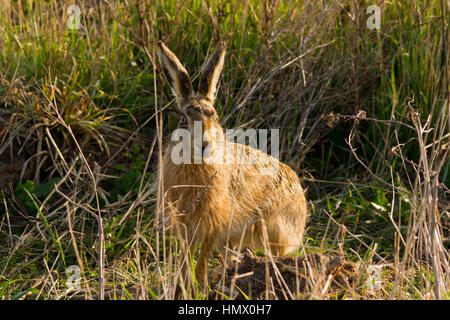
[0,0,448,299]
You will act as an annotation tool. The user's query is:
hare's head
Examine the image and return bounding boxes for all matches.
[157,41,226,162]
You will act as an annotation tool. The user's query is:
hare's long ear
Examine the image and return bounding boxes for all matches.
[198,42,226,104]
[157,41,193,106]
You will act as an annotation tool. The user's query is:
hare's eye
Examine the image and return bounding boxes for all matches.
[180,115,187,124]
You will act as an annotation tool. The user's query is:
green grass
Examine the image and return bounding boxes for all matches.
[0,0,448,299]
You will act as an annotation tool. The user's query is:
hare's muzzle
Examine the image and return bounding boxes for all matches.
[202,142,210,155]
[192,140,215,162]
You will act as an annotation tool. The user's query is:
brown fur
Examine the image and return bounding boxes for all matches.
[156,41,308,292]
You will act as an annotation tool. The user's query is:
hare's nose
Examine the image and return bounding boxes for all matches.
[201,142,210,154]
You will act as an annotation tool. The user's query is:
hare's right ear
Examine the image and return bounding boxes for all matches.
[198,42,226,104]
[157,41,193,106]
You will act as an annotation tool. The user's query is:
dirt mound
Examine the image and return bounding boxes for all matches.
[210,251,360,299]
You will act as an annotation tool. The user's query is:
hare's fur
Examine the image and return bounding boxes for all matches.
[157,41,308,290]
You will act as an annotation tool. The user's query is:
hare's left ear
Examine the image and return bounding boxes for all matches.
[198,42,226,104]
[157,41,193,107]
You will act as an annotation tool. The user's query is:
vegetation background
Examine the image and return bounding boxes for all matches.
[0,0,448,299]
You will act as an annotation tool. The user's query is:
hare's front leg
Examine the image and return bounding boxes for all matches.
[175,232,197,299]
[195,234,216,293]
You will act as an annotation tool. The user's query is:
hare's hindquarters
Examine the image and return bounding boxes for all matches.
[265,162,308,255]
[265,190,308,255]
[220,154,308,258]
[246,159,308,256]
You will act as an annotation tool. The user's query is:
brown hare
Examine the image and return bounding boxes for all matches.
[156,41,308,293]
